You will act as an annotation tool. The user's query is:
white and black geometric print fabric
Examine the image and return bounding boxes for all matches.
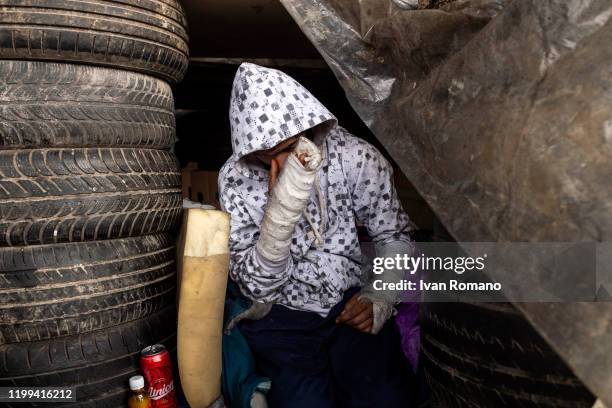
[219,63,411,316]
[228,62,336,180]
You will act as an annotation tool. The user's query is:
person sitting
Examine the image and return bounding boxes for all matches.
[219,62,416,408]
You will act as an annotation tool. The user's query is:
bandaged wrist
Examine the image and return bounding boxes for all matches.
[256,137,322,262]
[361,297,396,335]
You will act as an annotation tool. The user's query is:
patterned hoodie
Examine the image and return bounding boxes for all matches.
[219,63,411,316]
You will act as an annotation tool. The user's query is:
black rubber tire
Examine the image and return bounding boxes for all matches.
[0,306,177,407]
[0,148,182,246]
[0,234,176,344]
[0,0,189,83]
[422,302,595,408]
[0,60,176,149]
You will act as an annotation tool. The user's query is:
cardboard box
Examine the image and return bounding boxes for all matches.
[190,170,220,209]
[181,162,199,199]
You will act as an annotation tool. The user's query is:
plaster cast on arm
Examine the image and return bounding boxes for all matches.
[256,136,322,263]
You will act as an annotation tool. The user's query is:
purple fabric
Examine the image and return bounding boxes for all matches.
[395,302,420,371]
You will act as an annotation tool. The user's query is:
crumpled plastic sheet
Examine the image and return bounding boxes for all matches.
[280,0,612,403]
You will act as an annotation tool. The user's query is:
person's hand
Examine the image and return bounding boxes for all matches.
[268,151,291,191]
[268,150,311,191]
[336,294,373,333]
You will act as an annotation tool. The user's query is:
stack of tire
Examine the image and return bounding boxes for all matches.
[422,302,595,408]
[0,1,188,406]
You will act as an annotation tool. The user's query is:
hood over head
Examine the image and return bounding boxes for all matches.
[228,63,337,178]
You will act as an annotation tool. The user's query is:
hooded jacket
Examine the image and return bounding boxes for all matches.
[219,63,411,316]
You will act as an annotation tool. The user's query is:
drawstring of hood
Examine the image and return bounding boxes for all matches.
[302,144,328,247]
[303,175,326,247]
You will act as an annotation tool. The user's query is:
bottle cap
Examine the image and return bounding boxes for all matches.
[129,375,145,391]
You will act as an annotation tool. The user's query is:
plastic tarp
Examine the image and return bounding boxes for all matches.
[279,0,612,404]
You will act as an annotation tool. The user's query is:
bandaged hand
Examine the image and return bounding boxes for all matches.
[256,137,322,263]
[268,151,310,190]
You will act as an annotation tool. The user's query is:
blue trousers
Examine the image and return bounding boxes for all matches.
[239,289,416,408]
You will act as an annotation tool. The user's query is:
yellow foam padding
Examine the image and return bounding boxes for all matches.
[177,209,230,408]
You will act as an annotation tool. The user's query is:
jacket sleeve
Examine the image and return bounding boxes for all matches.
[342,134,416,333]
[219,183,293,303]
[342,136,412,246]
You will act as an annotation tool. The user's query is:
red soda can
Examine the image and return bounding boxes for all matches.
[140,344,177,408]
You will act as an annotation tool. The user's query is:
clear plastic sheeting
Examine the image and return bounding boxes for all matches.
[280,0,612,403]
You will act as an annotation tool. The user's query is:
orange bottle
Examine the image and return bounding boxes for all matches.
[128,375,152,408]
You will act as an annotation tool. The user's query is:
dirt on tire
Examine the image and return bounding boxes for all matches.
[0,60,176,149]
[0,0,189,83]
[0,148,182,246]
[422,302,595,407]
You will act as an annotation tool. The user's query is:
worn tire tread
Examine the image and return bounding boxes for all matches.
[422,302,594,408]
[0,61,175,149]
[0,0,189,82]
[0,148,181,246]
[0,234,177,344]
